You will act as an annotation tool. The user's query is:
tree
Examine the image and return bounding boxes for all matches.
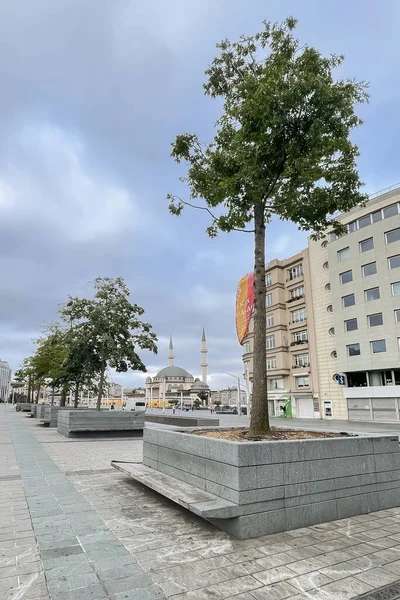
[168,17,368,436]
[193,398,201,408]
[61,277,157,410]
[31,325,70,405]
[197,390,209,404]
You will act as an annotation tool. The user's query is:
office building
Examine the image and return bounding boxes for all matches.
[0,360,12,403]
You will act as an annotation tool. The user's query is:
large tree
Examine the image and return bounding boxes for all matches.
[168,17,368,436]
[61,277,158,410]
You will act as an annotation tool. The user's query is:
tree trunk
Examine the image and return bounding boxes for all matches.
[35,385,40,404]
[51,386,55,406]
[97,365,105,411]
[74,383,79,408]
[249,202,270,436]
[60,386,67,407]
[27,375,32,403]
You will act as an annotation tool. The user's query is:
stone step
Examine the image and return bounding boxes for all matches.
[111,461,236,519]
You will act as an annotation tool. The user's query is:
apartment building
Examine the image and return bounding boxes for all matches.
[0,360,11,402]
[242,249,320,419]
[310,186,400,421]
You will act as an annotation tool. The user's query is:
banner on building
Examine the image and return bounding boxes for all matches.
[235,272,254,345]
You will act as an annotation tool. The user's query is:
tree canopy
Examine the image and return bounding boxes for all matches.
[168,17,368,435]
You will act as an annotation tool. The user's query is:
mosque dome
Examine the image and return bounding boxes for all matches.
[155,366,193,379]
[190,378,209,391]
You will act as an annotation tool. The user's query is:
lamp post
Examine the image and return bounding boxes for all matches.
[223,372,241,415]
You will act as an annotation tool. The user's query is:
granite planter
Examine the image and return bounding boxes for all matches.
[145,414,219,427]
[141,428,400,539]
[58,409,145,437]
[16,403,33,412]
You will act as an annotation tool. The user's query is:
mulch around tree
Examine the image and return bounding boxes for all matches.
[187,427,350,442]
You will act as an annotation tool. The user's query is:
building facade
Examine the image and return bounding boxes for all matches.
[242,249,320,419]
[0,360,12,403]
[242,185,400,421]
[311,186,400,421]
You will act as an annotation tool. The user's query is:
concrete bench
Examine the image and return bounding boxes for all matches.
[30,405,38,418]
[58,410,145,437]
[145,414,219,427]
[111,461,236,519]
[15,403,33,412]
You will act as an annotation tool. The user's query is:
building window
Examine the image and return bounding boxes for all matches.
[395,310,400,323]
[293,330,308,342]
[266,313,274,327]
[345,318,358,332]
[294,354,310,367]
[348,221,357,233]
[325,283,331,291]
[368,313,383,327]
[337,247,350,261]
[372,209,382,223]
[266,273,272,287]
[342,294,355,308]
[267,356,276,370]
[386,228,400,245]
[392,282,400,296]
[266,334,275,349]
[347,343,361,356]
[266,293,272,307]
[243,341,250,354]
[360,238,374,253]
[328,327,335,336]
[288,264,303,281]
[296,376,309,388]
[292,308,307,323]
[388,255,400,270]
[383,204,399,219]
[291,285,304,299]
[340,270,353,284]
[321,240,328,248]
[331,350,337,359]
[358,214,371,229]
[362,262,377,277]
[365,287,380,302]
[371,339,386,353]
[269,378,284,390]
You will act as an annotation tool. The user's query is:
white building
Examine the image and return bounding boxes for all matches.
[0,360,12,403]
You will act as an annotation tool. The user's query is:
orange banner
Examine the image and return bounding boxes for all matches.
[235,273,254,345]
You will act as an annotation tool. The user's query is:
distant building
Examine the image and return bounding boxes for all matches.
[124,387,146,398]
[0,360,12,402]
[210,387,246,407]
[107,382,123,398]
[146,330,210,405]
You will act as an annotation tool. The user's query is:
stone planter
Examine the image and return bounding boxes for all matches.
[145,414,219,427]
[58,410,145,437]
[30,405,38,417]
[16,403,33,412]
[37,404,50,420]
[118,428,400,539]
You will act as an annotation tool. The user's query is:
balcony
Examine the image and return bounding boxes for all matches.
[290,340,308,346]
[286,295,305,304]
[292,363,311,369]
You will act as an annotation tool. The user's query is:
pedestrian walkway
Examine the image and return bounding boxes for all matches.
[2,405,400,600]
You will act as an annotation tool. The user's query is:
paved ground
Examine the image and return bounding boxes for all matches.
[3,406,400,600]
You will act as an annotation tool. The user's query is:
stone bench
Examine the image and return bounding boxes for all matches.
[145,414,219,427]
[15,403,33,412]
[58,410,145,438]
[112,428,400,539]
[30,405,38,418]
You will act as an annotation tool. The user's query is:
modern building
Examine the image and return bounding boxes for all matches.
[0,360,12,403]
[242,249,320,419]
[310,185,400,421]
[242,185,400,422]
[210,387,247,407]
[145,330,210,405]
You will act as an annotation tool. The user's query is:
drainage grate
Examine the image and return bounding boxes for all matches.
[354,581,400,600]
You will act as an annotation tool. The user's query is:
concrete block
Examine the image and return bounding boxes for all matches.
[143,428,158,445]
[211,509,286,540]
[284,455,375,485]
[377,480,400,492]
[375,453,400,472]
[286,500,337,531]
[378,488,400,510]
[376,470,400,483]
[256,464,284,488]
[143,443,157,461]
[142,457,157,470]
[205,480,239,504]
[156,430,206,458]
[157,447,206,478]
[336,492,379,519]
[335,483,377,499]
[203,437,239,465]
[285,490,337,509]
[156,460,206,491]
[145,414,219,427]
[372,437,400,454]
[237,486,285,505]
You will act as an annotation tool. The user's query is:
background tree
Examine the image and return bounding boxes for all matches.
[61,277,157,410]
[193,398,201,409]
[197,390,209,404]
[31,325,69,405]
[168,17,368,436]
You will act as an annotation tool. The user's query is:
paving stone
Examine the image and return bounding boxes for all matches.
[112,585,165,599]
[354,566,400,587]
[46,572,100,594]
[105,574,154,595]
[50,583,108,600]
[250,581,300,599]
[253,567,297,586]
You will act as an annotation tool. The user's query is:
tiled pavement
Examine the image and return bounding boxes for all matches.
[3,407,400,599]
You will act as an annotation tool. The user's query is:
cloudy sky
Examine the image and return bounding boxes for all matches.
[1,0,400,390]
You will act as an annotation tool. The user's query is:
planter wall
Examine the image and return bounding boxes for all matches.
[143,428,400,539]
[58,410,145,437]
[30,405,38,418]
[145,414,219,427]
[16,403,33,412]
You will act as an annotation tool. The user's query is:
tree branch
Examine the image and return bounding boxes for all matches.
[172,196,254,233]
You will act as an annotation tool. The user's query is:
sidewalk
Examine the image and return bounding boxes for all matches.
[2,405,400,599]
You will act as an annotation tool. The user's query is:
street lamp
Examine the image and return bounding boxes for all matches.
[223,372,242,415]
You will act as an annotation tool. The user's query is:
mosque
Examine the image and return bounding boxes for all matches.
[145,329,210,406]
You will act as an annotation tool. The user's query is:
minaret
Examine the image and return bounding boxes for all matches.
[168,336,174,367]
[201,327,208,383]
